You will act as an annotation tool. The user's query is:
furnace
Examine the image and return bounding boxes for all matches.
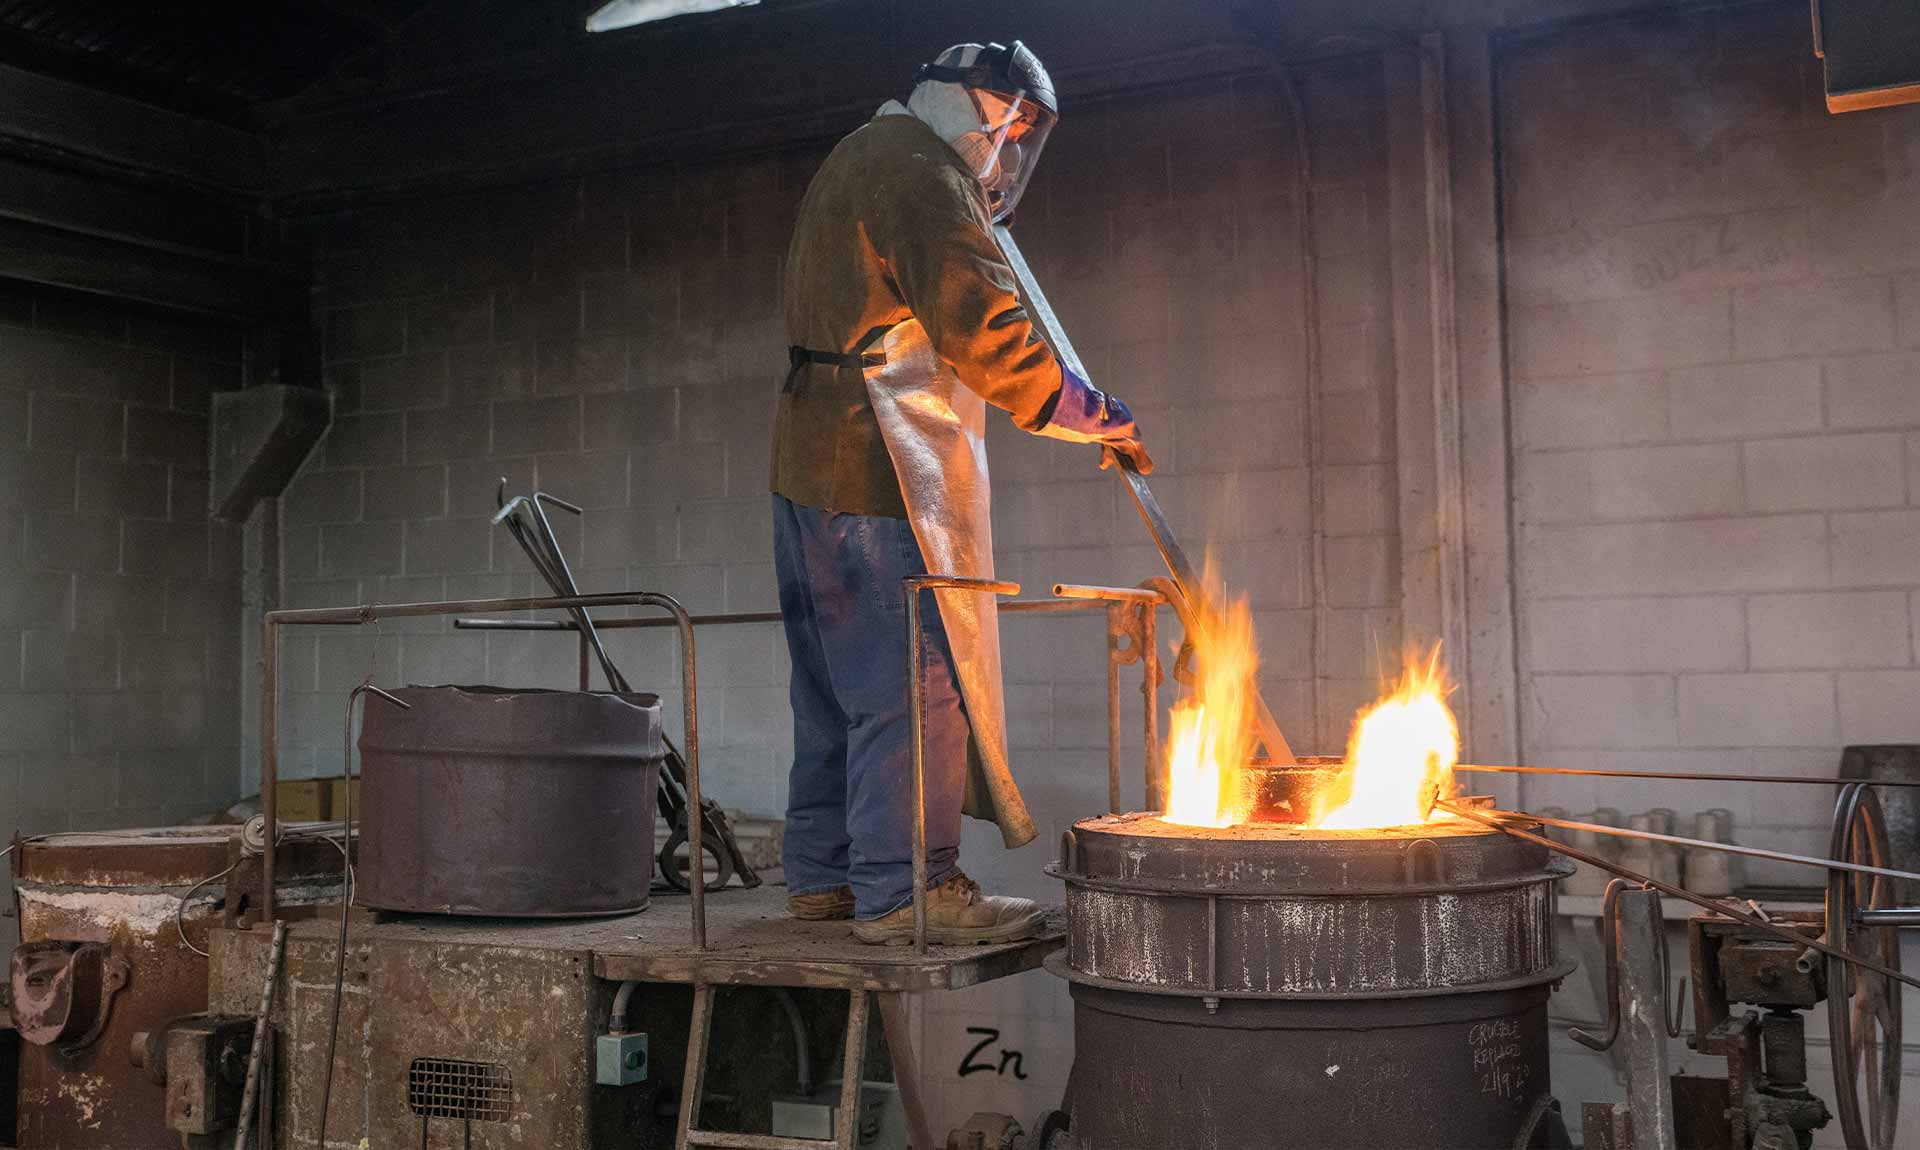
[1047,802,1572,1150]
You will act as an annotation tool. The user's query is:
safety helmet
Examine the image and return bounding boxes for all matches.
[909,41,1057,222]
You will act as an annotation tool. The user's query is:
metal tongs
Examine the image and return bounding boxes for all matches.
[994,225,1296,764]
[493,481,760,891]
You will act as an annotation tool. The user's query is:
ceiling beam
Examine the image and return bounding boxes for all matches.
[0,62,267,197]
[0,216,291,322]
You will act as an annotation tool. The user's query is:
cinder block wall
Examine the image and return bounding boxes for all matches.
[1503,1,1920,886]
[271,56,1398,799]
[0,282,244,836]
[273,58,1395,1125]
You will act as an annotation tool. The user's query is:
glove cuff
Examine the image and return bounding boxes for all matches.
[1034,366,1112,444]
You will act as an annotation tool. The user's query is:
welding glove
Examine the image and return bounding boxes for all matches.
[1035,365,1155,474]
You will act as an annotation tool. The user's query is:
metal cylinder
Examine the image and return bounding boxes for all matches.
[1049,812,1573,1150]
[357,686,664,917]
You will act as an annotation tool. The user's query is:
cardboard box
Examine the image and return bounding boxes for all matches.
[276,778,330,822]
[326,776,361,820]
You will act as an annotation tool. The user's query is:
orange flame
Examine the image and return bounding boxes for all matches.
[1312,648,1459,829]
[1161,564,1258,828]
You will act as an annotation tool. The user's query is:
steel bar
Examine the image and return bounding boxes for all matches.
[319,684,408,1150]
[1614,886,1678,1150]
[1856,908,1920,927]
[835,990,870,1150]
[260,611,278,921]
[495,484,629,692]
[676,983,712,1150]
[904,575,1019,955]
[876,992,933,1150]
[1111,456,1297,767]
[1568,878,1630,1052]
[1142,601,1159,812]
[1053,582,1165,604]
[994,222,1295,767]
[1475,805,1920,886]
[449,598,1124,633]
[232,919,287,1150]
[1106,603,1124,814]
[1435,799,1920,993]
[1457,762,1920,789]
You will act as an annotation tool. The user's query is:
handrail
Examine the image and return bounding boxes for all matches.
[903,576,1021,955]
[260,592,703,944]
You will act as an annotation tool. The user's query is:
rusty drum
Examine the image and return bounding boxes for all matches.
[1048,812,1574,1150]
[357,686,664,917]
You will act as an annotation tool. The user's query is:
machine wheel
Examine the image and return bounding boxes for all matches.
[1827,784,1904,1150]
[1022,1109,1069,1150]
[658,818,734,892]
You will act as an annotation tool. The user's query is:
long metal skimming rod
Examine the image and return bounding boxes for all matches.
[1463,804,1920,888]
[1457,762,1920,788]
[994,223,1295,765]
[1434,799,1920,993]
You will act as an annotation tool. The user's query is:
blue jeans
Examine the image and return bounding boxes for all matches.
[771,494,967,920]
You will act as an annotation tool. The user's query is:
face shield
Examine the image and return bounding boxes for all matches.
[967,88,1055,222]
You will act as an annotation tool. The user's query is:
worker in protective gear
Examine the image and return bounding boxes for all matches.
[771,41,1151,946]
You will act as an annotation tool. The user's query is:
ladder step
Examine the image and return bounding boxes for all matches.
[684,1131,842,1150]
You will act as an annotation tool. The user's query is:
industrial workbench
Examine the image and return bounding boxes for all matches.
[211,884,1065,1150]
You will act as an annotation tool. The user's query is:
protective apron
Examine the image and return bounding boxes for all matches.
[863,317,1035,849]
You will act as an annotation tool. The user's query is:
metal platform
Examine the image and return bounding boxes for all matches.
[362,884,1066,991]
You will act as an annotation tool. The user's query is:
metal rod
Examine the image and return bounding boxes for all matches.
[1457,762,1920,789]
[1106,603,1124,814]
[676,983,712,1149]
[319,684,408,1150]
[495,483,630,692]
[1568,878,1630,1051]
[835,990,870,1150]
[260,613,277,924]
[1142,601,1159,812]
[449,598,1122,633]
[1856,908,1920,928]
[1614,885,1678,1150]
[876,992,933,1150]
[902,575,1020,955]
[906,587,927,957]
[233,920,287,1150]
[1476,805,1920,886]
[1435,799,1920,992]
[1054,582,1165,604]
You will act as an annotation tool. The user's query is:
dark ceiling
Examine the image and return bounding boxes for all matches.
[0,0,433,123]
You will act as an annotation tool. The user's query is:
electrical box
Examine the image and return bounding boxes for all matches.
[770,1082,906,1149]
[595,1033,649,1086]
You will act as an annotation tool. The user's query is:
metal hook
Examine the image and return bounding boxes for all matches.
[1570,878,1630,1051]
[1567,876,1686,1049]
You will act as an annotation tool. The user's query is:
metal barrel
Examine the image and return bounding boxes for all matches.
[1048,813,1574,1149]
[357,686,664,917]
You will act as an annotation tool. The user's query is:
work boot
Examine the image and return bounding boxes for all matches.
[786,885,856,920]
[851,871,1045,946]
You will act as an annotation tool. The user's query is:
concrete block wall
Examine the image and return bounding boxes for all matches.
[1502,1,1920,885]
[276,56,1399,796]
[0,281,244,837]
[278,58,1395,1129]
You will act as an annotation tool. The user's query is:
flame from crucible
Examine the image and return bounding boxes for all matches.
[1160,562,1258,829]
[1311,647,1460,829]
[1156,549,1461,829]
